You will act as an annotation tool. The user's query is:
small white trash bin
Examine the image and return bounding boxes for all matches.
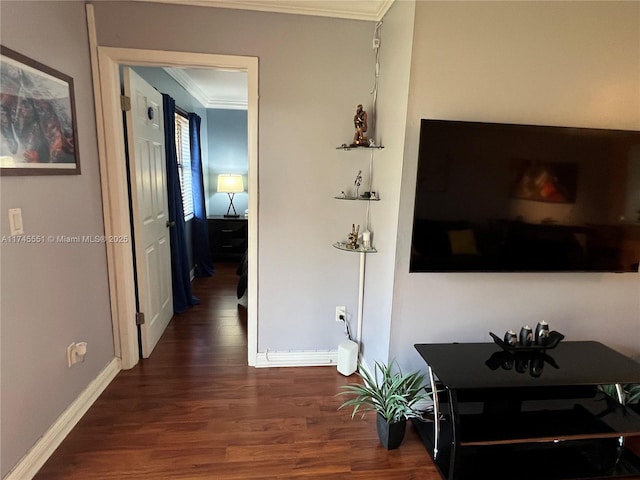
[337,340,358,376]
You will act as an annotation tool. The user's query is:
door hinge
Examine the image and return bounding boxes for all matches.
[136,312,145,325]
[121,95,131,112]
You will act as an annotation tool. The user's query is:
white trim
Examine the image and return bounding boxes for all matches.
[4,358,121,480]
[204,98,248,110]
[163,68,248,110]
[255,350,339,368]
[134,0,395,21]
[87,3,259,370]
[94,47,141,369]
[246,56,259,367]
[86,3,127,361]
[164,67,210,108]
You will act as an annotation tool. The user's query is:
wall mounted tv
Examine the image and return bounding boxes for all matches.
[411,119,640,273]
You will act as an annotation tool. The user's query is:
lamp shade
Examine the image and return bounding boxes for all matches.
[217,174,244,193]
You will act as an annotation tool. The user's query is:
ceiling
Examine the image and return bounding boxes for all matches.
[154,0,393,109]
[164,67,249,110]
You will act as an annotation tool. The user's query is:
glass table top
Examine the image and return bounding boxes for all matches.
[414,341,640,389]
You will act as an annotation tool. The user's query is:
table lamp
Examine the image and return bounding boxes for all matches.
[217,174,244,218]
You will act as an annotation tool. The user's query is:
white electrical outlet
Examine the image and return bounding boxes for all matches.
[67,342,88,367]
[335,306,346,322]
[67,343,77,367]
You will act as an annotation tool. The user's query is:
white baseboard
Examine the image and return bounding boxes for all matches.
[255,349,339,368]
[5,358,121,480]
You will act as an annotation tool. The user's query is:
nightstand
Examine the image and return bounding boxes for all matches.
[207,216,247,261]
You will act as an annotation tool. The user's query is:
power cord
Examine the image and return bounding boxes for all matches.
[369,20,382,141]
[339,314,353,341]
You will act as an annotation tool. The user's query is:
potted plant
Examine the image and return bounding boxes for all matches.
[337,359,433,450]
[630,384,640,413]
[599,383,640,412]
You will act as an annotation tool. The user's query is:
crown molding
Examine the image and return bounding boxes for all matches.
[135,0,395,21]
[164,67,248,110]
[164,67,209,107]
[206,98,249,110]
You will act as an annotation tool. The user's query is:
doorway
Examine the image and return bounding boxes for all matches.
[126,65,250,358]
[90,45,259,370]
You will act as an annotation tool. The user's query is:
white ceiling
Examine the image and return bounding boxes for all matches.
[164,67,249,110]
[154,0,393,109]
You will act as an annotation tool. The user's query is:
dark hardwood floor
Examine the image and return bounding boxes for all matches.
[34,262,439,479]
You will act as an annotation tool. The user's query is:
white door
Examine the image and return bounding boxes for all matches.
[123,67,173,358]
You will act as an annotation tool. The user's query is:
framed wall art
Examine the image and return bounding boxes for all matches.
[0,45,80,175]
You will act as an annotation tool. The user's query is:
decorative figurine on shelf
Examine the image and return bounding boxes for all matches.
[535,320,550,346]
[352,104,368,147]
[347,224,360,250]
[354,170,362,198]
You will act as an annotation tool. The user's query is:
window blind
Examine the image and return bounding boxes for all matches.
[174,113,194,221]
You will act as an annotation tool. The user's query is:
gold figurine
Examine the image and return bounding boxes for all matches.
[352,104,368,147]
[347,224,360,250]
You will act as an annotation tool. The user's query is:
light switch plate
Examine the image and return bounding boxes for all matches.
[8,208,24,235]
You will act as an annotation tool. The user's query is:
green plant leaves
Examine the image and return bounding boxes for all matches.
[337,359,433,423]
[626,384,640,404]
[598,383,640,405]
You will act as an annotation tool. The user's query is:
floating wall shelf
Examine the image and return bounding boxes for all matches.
[333,242,377,254]
[334,196,381,201]
[336,144,384,151]
[332,142,383,351]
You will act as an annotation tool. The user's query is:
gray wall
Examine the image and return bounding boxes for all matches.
[206,109,249,217]
[3,0,639,476]
[359,0,416,364]
[91,1,376,352]
[0,2,114,476]
[391,1,640,373]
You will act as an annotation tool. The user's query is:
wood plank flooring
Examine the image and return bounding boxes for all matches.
[34,262,439,479]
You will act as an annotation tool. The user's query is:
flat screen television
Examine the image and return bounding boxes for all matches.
[410,119,640,273]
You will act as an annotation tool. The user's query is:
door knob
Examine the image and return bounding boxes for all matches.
[166,220,175,228]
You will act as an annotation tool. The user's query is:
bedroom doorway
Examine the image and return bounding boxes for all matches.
[126,65,250,357]
[89,41,259,370]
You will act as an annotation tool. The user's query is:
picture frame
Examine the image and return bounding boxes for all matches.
[0,45,80,175]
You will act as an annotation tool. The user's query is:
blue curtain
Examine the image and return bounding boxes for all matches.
[189,113,214,277]
[163,94,199,313]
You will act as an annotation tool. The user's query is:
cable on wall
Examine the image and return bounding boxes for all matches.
[365,20,382,233]
[366,149,374,231]
[369,20,383,143]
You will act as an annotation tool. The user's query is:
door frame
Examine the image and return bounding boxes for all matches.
[87,10,259,369]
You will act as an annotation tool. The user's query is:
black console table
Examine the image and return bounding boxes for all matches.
[413,341,640,480]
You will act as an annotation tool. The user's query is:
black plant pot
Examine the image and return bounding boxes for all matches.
[376,413,407,450]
